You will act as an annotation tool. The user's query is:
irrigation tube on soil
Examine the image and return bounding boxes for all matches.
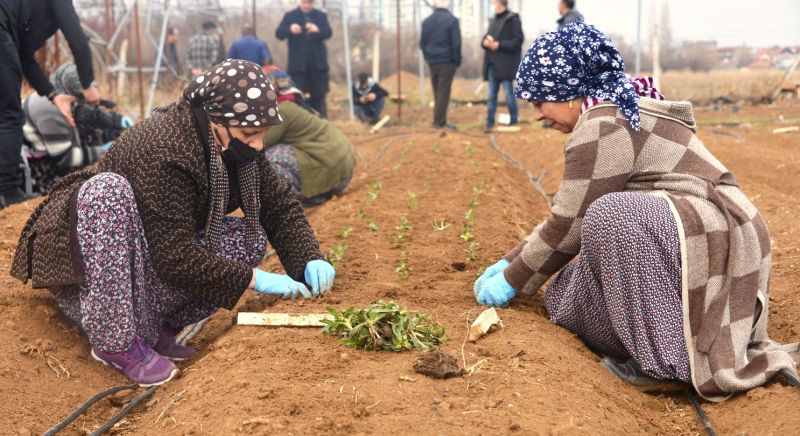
[489,135,552,209]
[43,383,138,435]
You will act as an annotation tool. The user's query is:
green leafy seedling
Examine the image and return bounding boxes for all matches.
[395,258,410,281]
[391,234,408,249]
[321,300,446,351]
[336,226,354,239]
[465,242,481,262]
[406,191,417,211]
[432,143,442,155]
[367,220,379,232]
[395,215,412,232]
[326,244,348,269]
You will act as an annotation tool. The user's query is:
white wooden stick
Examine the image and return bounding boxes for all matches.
[236,312,332,327]
[370,115,391,134]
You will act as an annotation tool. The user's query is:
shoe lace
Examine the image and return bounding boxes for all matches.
[128,337,155,364]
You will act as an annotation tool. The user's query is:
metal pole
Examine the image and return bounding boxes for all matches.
[252,0,257,33]
[396,0,401,120]
[146,0,170,116]
[342,0,355,121]
[104,0,113,95]
[635,0,642,75]
[133,0,145,119]
[54,33,61,68]
[417,0,424,107]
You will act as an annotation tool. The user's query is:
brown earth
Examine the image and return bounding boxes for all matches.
[1,100,799,435]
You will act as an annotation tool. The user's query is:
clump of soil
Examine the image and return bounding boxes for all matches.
[412,348,464,379]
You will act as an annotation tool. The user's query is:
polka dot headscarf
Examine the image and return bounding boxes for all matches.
[183,59,283,127]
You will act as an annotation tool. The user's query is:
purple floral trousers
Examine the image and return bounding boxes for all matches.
[50,172,267,353]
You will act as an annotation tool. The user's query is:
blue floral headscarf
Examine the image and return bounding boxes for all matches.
[514,22,641,130]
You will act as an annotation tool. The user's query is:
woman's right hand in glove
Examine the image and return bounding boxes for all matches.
[473,259,510,297]
[250,268,311,299]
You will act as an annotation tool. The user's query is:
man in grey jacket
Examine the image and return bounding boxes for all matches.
[420,0,461,130]
[557,0,584,28]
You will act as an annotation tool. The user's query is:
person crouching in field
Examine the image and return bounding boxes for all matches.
[262,66,355,206]
[10,60,335,387]
[473,22,800,401]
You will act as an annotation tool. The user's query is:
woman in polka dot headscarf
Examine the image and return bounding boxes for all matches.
[11,59,335,386]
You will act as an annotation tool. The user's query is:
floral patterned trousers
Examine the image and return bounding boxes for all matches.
[545,192,691,382]
[50,172,267,353]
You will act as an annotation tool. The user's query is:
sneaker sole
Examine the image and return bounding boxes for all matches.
[91,349,179,387]
[599,358,685,393]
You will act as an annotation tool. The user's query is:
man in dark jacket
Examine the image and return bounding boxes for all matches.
[0,0,100,208]
[276,0,332,118]
[420,0,461,130]
[557,0,584,28]
[482,0,523,132]
[352,73,388,125]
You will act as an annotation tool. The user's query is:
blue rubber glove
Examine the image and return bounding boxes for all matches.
[102,141,114,152]
[476,273,517,307]
[252,268,311,299]
[304,259,336,296]
[473,259,510,297]
[120,116,134,129]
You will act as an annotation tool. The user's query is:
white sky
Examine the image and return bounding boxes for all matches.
[518,0,800,48]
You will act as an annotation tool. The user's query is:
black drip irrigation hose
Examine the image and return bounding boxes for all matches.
[44,383,138,435]
[688,389,716,436]
[43,383,158,435]
[89,386,158,435]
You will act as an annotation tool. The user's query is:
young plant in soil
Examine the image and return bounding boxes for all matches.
[465,241,481,262]
[432,219,451,231]
[321,300,446,351]
[366,181,383,206]
[336,226,354,239]
[432,143,442,155]
[406,190,418,211]
[392,215,413,248]
[395,256,410,280]
[326,244,348,269]
[460,209,475,242]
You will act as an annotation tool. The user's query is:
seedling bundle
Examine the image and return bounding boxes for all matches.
[321,301,446,351]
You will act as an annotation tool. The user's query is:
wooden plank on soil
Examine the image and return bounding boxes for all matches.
[237,312,332,327]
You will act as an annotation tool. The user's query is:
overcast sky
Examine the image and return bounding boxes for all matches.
[518,0,800,48]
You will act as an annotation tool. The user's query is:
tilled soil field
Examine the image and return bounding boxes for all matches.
[1,100,799,435]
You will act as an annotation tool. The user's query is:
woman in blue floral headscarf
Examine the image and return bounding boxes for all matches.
[472,22,800,401]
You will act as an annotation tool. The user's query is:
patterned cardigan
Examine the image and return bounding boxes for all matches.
[503,99,800,401]
[11,100,323,310]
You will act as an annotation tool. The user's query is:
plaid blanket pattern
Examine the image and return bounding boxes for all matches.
[503,98,800,400]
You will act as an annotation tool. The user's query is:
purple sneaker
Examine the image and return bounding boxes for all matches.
[91,337,178,387]
[153,327,197,361]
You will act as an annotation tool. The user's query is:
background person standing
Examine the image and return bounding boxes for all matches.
[420,0,461,130]
[557,0,583,29]
[186,21,221,80]
[228,26,272,67]
[0,0,101,208]
[481,0,523,133]
[275,0,332,118]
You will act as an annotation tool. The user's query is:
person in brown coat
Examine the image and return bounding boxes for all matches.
[11,60,336,386]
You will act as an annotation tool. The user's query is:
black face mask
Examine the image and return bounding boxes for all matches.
[215,126,260,166]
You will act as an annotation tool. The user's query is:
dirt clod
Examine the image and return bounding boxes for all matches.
[108,390,135,407]
[412,348,464,379]
[451,262,467,271]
